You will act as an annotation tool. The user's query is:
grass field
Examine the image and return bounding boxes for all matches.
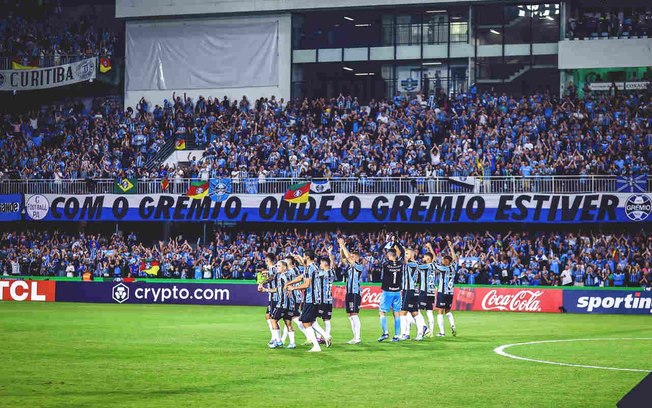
[1,303,650,408]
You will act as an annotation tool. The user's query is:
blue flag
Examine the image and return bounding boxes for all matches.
[209,178,232,202]
[245,178,259,194]
[616,175,646,193]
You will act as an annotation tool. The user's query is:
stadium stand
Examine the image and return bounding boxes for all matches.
[0,0,120,68]
[1,91,649,183]
[2,229,650,288]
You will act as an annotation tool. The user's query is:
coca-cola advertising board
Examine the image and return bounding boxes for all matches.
[334,285,563,313]
[455,287,563,313]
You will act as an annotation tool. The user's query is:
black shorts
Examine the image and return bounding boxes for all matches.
[266,300,274,315]
[283,308,296,320]
[418,291,435,310]
[270,307,287,322]
[346,293,361,314]
[317,303,333,320]
[436,293,454,310]
[300,303,318,323]
[402,290,419,313]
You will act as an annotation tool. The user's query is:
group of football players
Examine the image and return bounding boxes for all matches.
[258,235,458,352]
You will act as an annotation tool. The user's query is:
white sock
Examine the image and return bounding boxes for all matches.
[281,326,288,343]
[272,329,280,342]
[400,315,408,336]
[407,315,414,334]
[415,313,426,335]
[313,322,329,339]
[305,326,321,349]
[446,312,456,328]
[325,320,332,336]
[288,331,295,345]
[349,316,356,338]
[437,314,445,334]
[353,315,361,340]
[426,310,435,332]
[293,318,307,338]
[266,319,273,337]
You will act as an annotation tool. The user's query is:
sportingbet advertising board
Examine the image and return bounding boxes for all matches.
[563,290,652,315]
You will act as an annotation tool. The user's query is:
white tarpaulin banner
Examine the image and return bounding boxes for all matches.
[0,58,97,91]
[126,20,279,91]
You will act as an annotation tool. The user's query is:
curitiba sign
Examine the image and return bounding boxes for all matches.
[0,58,97,91]
[20,193,652,223]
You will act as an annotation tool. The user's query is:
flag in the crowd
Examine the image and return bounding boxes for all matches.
[284,182,311,204]
[209,178,232,202]
[310,179,332,194]
[187,180,209,199]
[99,58,112,73]
[476,158,485,177]
[11,61,38,70]
[616,175,646,193]
[448,176,476,190]
[113,177,137,194]
[245,178,258,194]
[140,259,160,276]
[161,177,169,191]
[175,139,186,150]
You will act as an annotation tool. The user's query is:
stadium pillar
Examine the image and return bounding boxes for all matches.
[163,221,171,242]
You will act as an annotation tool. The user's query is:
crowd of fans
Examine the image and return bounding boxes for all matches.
[1,89,650,182]
[567,9,652,39]
[2,229,650,288]
[0,1,119,63]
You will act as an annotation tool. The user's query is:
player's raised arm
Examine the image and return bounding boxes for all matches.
[338,238,351,265]
[447,240,458,263]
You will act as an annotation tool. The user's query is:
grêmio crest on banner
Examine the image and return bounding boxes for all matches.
[19,193,652,223]
[0,58,97,91]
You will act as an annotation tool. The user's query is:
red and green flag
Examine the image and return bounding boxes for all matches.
[187,180,209,200]
[283,182,311,204]
[161,177,169,191]
[175,139,186,150]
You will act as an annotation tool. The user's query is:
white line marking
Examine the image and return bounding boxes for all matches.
[494,338,652,373]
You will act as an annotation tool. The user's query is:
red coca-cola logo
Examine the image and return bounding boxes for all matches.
[480,289,544,312]
[360,287,382,309]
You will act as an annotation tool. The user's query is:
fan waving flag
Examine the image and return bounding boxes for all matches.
[284,182,311,204]
[11,61,38,70]
[140,259,160,276]
[616,175,646,193]
[187,181,209,199]
[209,178,232,202]
[99,58,112,73]
[310,179,332,194]
[113,177,137,194]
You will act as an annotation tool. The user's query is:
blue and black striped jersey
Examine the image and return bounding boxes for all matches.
[321,268,336,305]
[418,262,438,296]
[304,263,322,304]
[345,263,363,295]
[403,261,419,291]
[436,263,457,296]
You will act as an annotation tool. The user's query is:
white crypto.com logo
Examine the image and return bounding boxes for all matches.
[112,283,130,303]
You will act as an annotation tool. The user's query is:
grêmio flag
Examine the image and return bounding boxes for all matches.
[113,178,137,194]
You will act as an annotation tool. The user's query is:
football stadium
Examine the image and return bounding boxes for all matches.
[0,0,651,407]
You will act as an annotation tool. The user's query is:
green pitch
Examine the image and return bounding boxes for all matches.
[1,303,650,408]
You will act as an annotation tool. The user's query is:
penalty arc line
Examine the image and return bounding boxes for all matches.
[494,338,652,373]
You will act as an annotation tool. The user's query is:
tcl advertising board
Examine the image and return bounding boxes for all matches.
[0,280,56,302]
